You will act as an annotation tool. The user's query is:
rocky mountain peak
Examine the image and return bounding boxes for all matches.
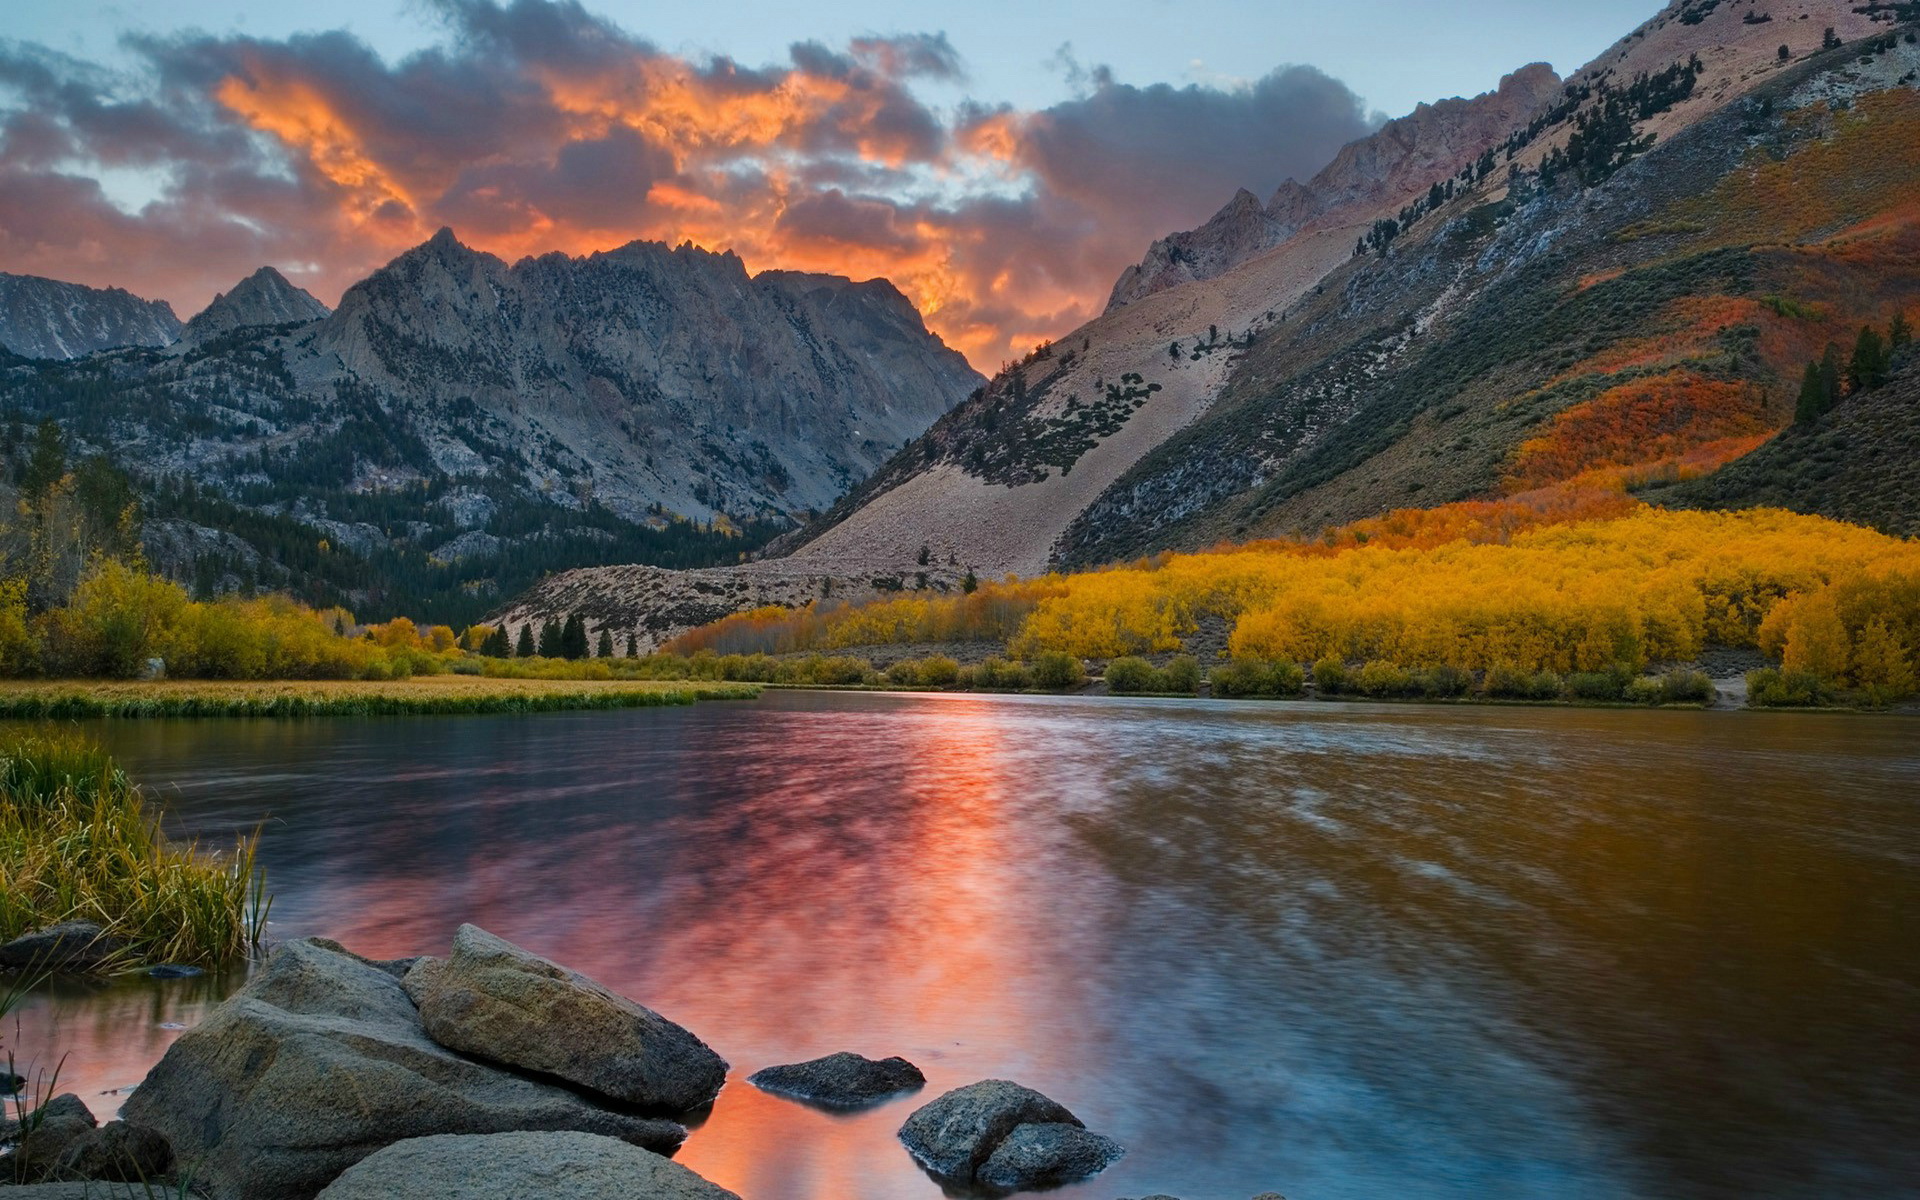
[0,272,181,360]
[178,266,330,348]
[1106,63,1564,311]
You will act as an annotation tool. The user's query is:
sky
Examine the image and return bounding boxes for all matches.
[0,0,1662,366]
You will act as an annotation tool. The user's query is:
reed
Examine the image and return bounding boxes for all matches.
[0,677,759,720]
[0,733,266,967]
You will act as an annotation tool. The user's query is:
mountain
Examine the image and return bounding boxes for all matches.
[0,234,981,624]
[178,267,330,349]
[0,273,180,359]
[1106,63,1566,311]
[753,0,1904,581]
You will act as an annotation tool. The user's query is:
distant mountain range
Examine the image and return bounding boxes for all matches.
[0,234,980,624]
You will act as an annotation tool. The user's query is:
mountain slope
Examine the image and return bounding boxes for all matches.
[766,0,1905,581]
[0,234,980,623]
[0,273,181,359]
[178,267,330,349]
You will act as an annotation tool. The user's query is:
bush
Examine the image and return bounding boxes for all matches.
[1624,676,1665,705]
[1566,664,1636,701]
[1104,656,1164,694]
[1747,667,1830,707]
[1163,655,1202,694]
[1211,658,1304,698]
[885,660,922,687]
[919,656,961,687]
[1416,664,1474,698]
[1029,651,1085,691]
[1658,669,1716,705]
[975,657,1033,690]
[1354,661,1418,699]
[1312,657,1349,695]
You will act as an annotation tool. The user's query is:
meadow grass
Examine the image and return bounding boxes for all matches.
[0,677,760,719]
[0,732,267,967]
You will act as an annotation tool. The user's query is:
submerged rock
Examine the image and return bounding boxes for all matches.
[748,1052,925,1109]
[403,925,727,1112]
[975,1121,1124,1190]
[314,1131,741,1199]
[2,1070,23,1093]
[52,1120,173,1182]
[144,964,203,979]
[121,937,685,1200]
[0,922,124,972]
[898,1079,1117,1187]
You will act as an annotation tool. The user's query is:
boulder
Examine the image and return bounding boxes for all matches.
[402,925,727,1112]
[52,1121,173,1182]
[897,1080,1082,1184]
[975,1121,1125,1191]
[747,1052,925,1109]
[0,1093,94,1146]
[12,1109,97,1182]
[314,1131,741,1199]
[121,938,685,1200]
[0,923,123,972]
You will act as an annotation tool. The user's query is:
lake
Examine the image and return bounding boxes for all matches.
[7,691,1918,1199]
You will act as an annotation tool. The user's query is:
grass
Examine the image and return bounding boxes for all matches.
[0,732,266,968]
[0,677,761,719]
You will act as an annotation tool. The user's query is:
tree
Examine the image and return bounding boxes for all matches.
[625,631,638,657]
[515,624,536,657]
[1169,341,1181,360]
[595,628,613,658]
[962,568,979,594]
[1819,343,1843,407]
[1890,311,1913,353]
[1822,26,1842,51]
[21,419,66,499]
[1794,361,1829,424]
[1777,44,1791,61]
[917,544,931,566]
[561,613,589,660]
[1848,326,1890,393]
[537,618,563,657]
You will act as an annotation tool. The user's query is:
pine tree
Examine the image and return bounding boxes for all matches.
[1789,357,1820,424]
[515,624,536,657]
[1890,311,1913,353]
[625,632,638,658]
[561,613,588,660]
[1849,326,1890,392]
[596,628,614,658]
[962,568,979,594]
[537,618,563,657]
[1819,344,1843,408]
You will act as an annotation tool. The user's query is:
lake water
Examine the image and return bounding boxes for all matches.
[7,692,1918,1199]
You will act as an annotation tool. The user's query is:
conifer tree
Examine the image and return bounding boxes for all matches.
[561,613,588,659]
[515,624,536,657]
[1849,326,1890,392]
[1819,344,1843,407]
[537,618,563,657]
[596,628,614,658]
[1889,311,1912,353]
[625,631,638,657]
[1795,361,1827,424]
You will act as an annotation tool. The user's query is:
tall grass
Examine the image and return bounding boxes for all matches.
[0,678,759,720]
[0,733,267,967]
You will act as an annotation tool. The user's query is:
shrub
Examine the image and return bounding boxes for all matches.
[1658,669,1716,705]
[1567,664,1635,701]
[1747,667,1830,707]
[1162,655,1202,694]
[1029,652,1085,691]
[1624,676,1665,704]
[1417,664,1474,698]
[919,656,961,687]
[1105,656,1164,694]
[885,660,922,687]
[1211,658,1304,698]
[1312,657,1349,695]
[1354,661,1418,699]
[976,657,1033,690]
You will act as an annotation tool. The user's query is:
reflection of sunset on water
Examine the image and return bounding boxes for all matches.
[8,695,1918,1198]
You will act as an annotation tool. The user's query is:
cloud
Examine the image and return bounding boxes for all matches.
[0,0,1376,366]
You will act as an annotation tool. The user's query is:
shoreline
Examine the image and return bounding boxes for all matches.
[0,678,760,719]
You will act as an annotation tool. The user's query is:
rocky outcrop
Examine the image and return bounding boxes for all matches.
[313,1131,740,1200]
[121,937,685,1200]
[0,922,124,972]
[897,1080,1122,1190]
[976,1122,1126,1191]
[402,924,727,1113]
[178,267,329,348]
[748,1052,926,1109]
[0,273,180,359]
[1107,64,1563,309]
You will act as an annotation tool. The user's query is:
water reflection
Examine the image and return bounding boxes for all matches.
[5,696,1917,1199]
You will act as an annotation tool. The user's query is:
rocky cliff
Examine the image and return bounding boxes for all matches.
[1105,64,1565,310]
[0,273,181,359]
